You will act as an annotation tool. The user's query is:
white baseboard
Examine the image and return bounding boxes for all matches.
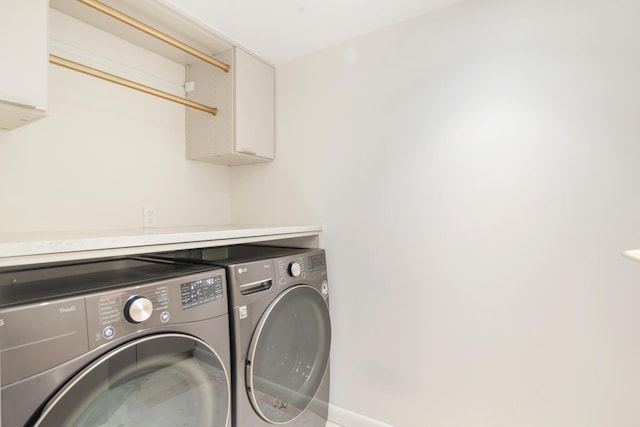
[328,404,395,427]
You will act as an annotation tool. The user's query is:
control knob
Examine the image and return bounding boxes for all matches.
[288,262,302,278]
[124,295,153,324]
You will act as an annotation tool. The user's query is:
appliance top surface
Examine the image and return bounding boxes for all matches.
[0,257,219,308]
[151,244,320,266]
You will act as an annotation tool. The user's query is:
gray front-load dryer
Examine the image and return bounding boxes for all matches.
[0,257,232,427]
[149,245,331,427]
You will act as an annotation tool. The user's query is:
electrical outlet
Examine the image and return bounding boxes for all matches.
[143,207,157,228]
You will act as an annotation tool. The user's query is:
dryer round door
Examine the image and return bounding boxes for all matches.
[33,333,230,427]
[247,285,331,424]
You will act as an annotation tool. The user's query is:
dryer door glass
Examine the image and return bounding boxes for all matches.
[33,334,230,427]
[247,285,331,423]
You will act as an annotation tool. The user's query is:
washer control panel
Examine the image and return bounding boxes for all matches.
[85,269,226,349]
[225,248,328,305]
[275,251,327,286]
[276,255,306,284]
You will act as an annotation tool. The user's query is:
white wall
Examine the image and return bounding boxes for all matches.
[231,0,640,425]
[0,11,230,234]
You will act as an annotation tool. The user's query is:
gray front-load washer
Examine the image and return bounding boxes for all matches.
[0,256,232,427]
[149,245,331,427]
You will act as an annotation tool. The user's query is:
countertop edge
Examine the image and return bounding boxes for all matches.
[0,224,322,267]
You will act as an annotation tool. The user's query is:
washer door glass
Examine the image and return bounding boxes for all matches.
[34,334,230,427]
[247,285,331,424]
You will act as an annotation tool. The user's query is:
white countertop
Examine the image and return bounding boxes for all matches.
[0,224,322,267]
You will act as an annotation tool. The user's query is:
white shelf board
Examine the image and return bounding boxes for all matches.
[48,0,237,66]
[623,249,640,263]
[0,224,322,267]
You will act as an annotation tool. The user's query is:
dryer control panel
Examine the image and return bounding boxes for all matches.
[85,269,226,350]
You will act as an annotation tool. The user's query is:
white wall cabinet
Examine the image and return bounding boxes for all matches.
[186,46,275,165]
[45,0,275,166]
[0,0,48,130]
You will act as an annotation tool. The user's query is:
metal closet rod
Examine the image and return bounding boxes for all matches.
[49,55,218,116]
[78,0,231,73]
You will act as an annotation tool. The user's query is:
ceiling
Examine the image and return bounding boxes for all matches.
[165,0,463,64]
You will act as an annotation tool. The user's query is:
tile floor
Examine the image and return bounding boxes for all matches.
[326,422,343,427]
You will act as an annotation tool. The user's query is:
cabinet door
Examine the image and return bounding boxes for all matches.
[0,0,48,129]
[234,47,275,160]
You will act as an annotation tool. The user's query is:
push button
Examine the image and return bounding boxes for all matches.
[102,326,115,339]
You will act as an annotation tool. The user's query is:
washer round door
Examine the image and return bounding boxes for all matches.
[247,285,331,424]
[34,333,230,427]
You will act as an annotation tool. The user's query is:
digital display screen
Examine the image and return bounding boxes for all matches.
[180,275,223,309]
[308,254,326,273]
